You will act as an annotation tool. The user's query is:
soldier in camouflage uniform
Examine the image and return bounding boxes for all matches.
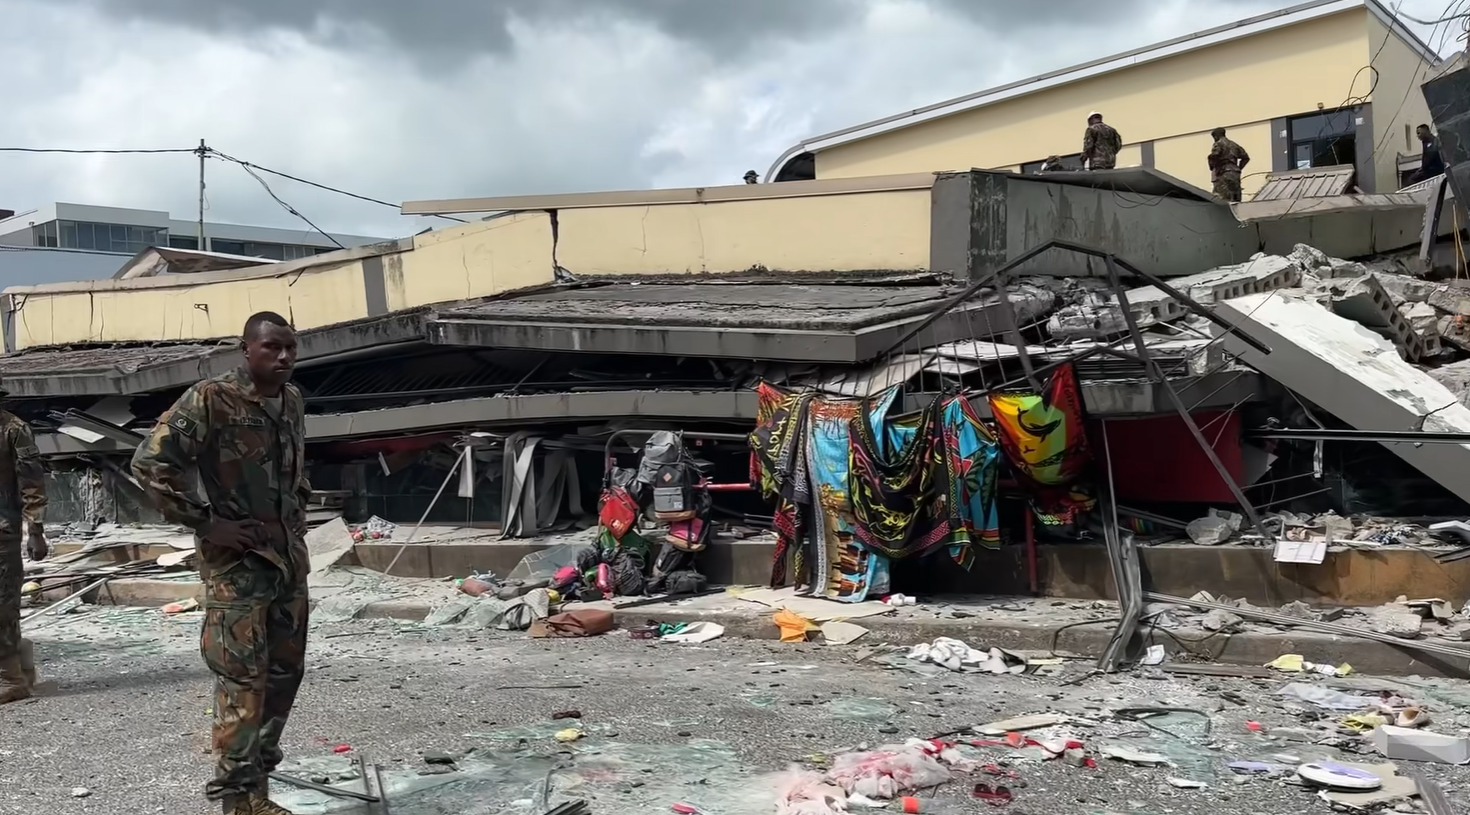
[1081,111,1122,170]
[133,312,311,815]
[1208,127,1251,203]
[0,385,48,706]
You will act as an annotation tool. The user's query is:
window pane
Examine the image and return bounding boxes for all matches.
[75,223,93,250]
[60,221,77,248]
[169,235,198,250]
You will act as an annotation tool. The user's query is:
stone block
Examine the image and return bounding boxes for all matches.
[1329,275,1430,361]
[1427,284,1470,316]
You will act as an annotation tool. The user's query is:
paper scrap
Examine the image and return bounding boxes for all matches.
[1274,538,1327,564]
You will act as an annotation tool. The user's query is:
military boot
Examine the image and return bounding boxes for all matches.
[0,656,31,705]
[18,639,36,687]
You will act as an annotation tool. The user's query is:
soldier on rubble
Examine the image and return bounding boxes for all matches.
[133,311,311,815]
[1081,111,1122,170]
[1207,127,1251,203]
[0,379,48,706]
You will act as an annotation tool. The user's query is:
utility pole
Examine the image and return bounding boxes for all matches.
[196,138,207,251]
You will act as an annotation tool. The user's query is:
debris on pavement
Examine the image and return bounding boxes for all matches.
[775,609,819,643]
[661,621,725,644]
[1373,725,1470,764]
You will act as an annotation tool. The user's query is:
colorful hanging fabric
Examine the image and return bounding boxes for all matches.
[987,363,1090,486]
[848,393,966,563]
[806,390,893,603]
[987,364,1094,526]
[940,395,1002,554]
[750,382,814,587]
[749,383,812,504]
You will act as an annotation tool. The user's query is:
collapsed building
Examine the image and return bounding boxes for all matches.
[4,167,1469,607]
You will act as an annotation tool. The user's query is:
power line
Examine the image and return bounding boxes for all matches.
[0,146,196,154]
[230,160,347,251]
[206,149,467,224]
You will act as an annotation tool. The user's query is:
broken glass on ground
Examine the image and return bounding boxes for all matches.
[273,739,774,815]
[825,696,899,721]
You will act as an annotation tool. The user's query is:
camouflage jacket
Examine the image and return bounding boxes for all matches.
[132,367,311,578]
[0,410,46,540]
[1082,122,1122,166]
[1208,137,1250,178]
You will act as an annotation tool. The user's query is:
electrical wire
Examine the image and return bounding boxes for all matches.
[0,147,196,154]
[1370,0,1469,168]
[230,160,347,252]
[207,149,467,224]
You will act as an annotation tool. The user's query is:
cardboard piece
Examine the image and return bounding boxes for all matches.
[1373,725,1470,764]
[819,620,869,646]
[1273,538,1327,564]
[736,587,892,621]
[306,518,357,583]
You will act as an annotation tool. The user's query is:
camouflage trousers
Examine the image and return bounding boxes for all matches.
[201,557,310,801]
[1213,172,1242,203]
[0,537,20,664]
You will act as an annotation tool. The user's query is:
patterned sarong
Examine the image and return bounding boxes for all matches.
[806,390,893,602]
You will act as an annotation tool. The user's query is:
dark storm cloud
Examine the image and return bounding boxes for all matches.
[47,0,857,63]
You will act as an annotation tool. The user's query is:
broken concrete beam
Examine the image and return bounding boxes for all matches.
[1428,358,1470,407]
[1328,275,1431,362]
[1121,255,1301,325]
[1372,272,1439,304]
[1046,299,1127,341]
[1404,302,1444,357]
[1427,284,1470,316]
[1215,292,1470,505]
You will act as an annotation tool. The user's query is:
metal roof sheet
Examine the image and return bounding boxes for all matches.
[1252,165,1357,201]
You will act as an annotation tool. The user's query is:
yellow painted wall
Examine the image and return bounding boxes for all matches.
[1366,16,1438,192]
[6,214,558,349]
[387,212,555,311]
[5,189,931,347]
[554,189,933,275]
[816,10,1371,178]
[1154,121,1273,196]
[9,260,368,348]
[1116,144,1143,168]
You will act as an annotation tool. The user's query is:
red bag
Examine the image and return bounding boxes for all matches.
[598,486,638,539]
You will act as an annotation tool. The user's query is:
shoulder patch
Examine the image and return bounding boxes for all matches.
[170,414,200,437]
[14,443,38,457]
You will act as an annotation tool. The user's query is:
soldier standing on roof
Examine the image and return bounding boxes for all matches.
[0,382,47,706]
[1081,111,1122,170]
[133,311,311,815]
[1207,127,1251,203]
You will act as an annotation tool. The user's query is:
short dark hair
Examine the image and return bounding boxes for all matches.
[243,311,292,340]
[1211,127,1226,138]
[1419,123,1432,131]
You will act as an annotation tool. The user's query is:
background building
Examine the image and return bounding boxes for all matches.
[0,201,382,268]
[767,0,1442,198]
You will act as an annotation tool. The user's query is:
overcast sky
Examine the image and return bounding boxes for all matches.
[0,0,1458,239]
